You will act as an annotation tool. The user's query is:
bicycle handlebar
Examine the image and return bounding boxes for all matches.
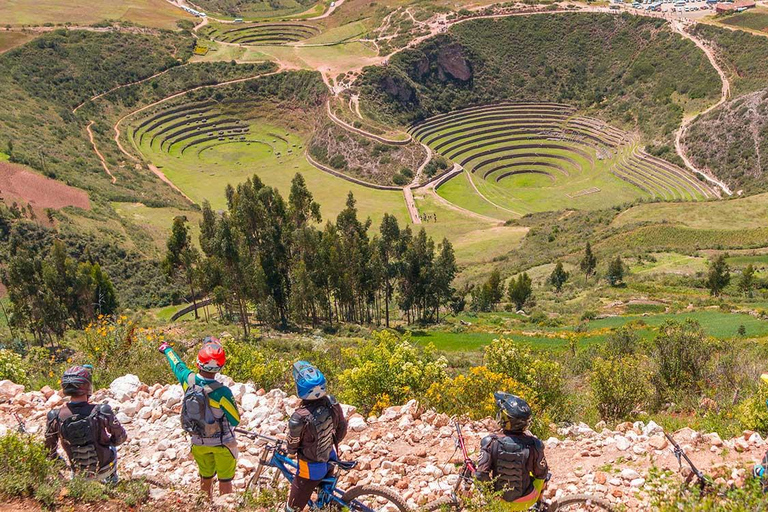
[234,427,281,445]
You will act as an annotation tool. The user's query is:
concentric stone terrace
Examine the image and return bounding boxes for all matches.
[411,103,716,216]
[131,100,253,156]
[203,23,320,46]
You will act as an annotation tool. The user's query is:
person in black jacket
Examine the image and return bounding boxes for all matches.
[285,361,348,512]
[475,392,549,506]
[45,365,127,483]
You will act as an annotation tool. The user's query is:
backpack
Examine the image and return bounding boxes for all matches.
[59,407,100,475]
[180,374,224,438]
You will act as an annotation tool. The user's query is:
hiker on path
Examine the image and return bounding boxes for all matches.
[45,365,127,483]
[475,392,549,506]
[285,361,348,512]
[159,337,241,498]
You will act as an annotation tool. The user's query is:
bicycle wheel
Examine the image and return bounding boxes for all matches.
[548,494,614,512]
[341,484,409,511]
[422,495,462,511]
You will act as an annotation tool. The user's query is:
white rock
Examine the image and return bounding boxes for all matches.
[0,380,25,400]
[642,420,662,436]
[630,478,646,488]
[349,415,368,432]
[615,436,631,451]
[621,468,640,481]
[109,375,141,401]
[116,412,132,424]
[161,385,184,408]
[241,393,259,412]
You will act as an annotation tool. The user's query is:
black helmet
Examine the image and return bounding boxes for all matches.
[494,391,531,433]
[62,365,93,397]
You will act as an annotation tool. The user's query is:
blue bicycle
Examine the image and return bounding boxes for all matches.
[235,428,410,511]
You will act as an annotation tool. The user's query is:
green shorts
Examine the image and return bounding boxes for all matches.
[191,445,237,481]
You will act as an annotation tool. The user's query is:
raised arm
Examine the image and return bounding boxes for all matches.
[159,343,194,388]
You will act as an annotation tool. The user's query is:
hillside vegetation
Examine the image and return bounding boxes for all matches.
[192,0,319,18]
[359,13,720,146]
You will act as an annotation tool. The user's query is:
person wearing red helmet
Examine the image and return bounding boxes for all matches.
[159,337,241,499]
[45,365,127,483]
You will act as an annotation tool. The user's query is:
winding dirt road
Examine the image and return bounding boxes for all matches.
[672,21,733,197]
[86,121,117,184]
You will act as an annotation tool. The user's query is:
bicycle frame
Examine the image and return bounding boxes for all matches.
[237,428,379,512]
[454,421,477,493]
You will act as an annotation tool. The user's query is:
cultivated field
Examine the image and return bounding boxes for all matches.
[0,0,193,29]
[413,103,717,218]
[0,162,90,211]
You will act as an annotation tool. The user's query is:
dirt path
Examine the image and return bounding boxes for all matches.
[418,164,505,225]
[403,186,421,224]
[672,21,733,197]
[464,167,521,217]
[325,101,412,145]
[148,164,195,204]
[309,0,345,20]
[412,143,431,187]
[85,121,117,184]
[73,67,182,114]
[113,68,284,162]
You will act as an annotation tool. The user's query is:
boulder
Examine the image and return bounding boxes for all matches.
[0,380,25,400]
[161,385,184,408]
[349,415,368,432]
[241,393,259,412]
[109,375,141,401]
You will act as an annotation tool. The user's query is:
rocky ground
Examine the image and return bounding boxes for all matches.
[1,376,766,511]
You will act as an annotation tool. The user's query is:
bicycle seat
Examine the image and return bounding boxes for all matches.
[331,460,358,471]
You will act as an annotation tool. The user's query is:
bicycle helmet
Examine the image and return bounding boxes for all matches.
[494,391,532,433]
[62,365,93,397]
[197,337,226,373]
[293,361,327,400]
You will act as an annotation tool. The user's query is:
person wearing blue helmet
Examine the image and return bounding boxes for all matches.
[285,361,348,512]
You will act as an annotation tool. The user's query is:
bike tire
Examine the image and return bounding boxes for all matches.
[548,494,614,512]
[422,495,462,511]
[244,462,285,499]
[341,484,410,512]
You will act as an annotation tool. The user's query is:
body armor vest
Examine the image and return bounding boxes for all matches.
[307,399,335,462]
[495,436,531,502]
[59,408,100,476]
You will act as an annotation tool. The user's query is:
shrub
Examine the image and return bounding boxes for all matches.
[338,331,447,415]
[604,326,641,357]
[0,432,60,498]
[222,339,286,391]
[67,476,107,502]
[425,365,548,436]
[737,384,768,434]
[0,349,29,386]
[590,355,652,420]
[484,337,564,411]
[650,320,713,400]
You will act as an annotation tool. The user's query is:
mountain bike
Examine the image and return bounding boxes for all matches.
[665,431,714,494]
[234,427,409,511]
[422,421,614,512]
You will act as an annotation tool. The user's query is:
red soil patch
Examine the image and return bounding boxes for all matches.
[0,162,90,210]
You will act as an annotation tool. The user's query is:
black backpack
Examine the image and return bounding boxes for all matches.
[180,374,223,437]
[59,407,100,474]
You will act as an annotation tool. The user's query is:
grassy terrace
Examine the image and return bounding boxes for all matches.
[0,0,193,28]
[411,309,768,353]
[414,103,714,218]
[202,22,321,46]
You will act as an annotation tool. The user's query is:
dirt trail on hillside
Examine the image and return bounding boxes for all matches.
[672,21,733,197]
[86,121,117,184]
[73,67,182,114]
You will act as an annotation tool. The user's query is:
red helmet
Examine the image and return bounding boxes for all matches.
[197,337,226,373]
[62,365,93,397]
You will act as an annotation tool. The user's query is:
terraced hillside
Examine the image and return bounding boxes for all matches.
[412,103,716,217]
[202,22,320,45]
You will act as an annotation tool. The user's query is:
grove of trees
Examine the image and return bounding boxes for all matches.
[179,173,458,332]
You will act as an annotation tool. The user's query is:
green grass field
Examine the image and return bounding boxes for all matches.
[112,203,202,251]
[612,192,768,230]
[628,252,707,275]
[411,309,768,353]
[720,8,768,33]
[0,31,36,54]
[437,172,516,221]
[245,42,379,74]
[0,0,193,28]
[300,21,367,45]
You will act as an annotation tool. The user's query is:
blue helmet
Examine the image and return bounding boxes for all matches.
[293,361,327,400]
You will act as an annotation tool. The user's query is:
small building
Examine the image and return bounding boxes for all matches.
[716,0,755,12]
